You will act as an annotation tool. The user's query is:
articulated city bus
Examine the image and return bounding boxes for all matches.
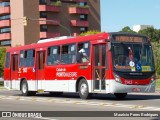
[3,32,156,99]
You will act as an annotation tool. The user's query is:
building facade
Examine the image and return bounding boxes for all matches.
[133,25,153,33]
[0,0,100,47]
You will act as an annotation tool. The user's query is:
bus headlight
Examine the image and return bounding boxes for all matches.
[114,73,121,83]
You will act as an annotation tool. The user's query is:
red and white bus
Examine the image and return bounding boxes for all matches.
[3,32,156,99]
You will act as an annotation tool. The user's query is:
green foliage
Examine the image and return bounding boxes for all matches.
[120,26,136,33]
[70,4,89,9]
[156,79,160,89]
[80,30,101,36]
[50,0,61,6]
[0,47,6,77]
[152,42,160,77]
[138,27,160,42]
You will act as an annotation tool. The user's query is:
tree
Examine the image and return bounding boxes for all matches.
[138,27,159,42]
[0,47,6,77]
[120,26,136,33]
[80,30,101,36]
[151,42,160,77]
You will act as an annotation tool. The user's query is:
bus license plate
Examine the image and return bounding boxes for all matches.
[132,88,141,92]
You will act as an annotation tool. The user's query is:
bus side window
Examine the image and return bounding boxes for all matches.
[19,50,24,67]
[69,44,76,64]
[61,45,68,64]
[61,44,76,64]
[5,52,10,68]
[77,42,90,63]
[47,46,60,65]
[24,49,35,67]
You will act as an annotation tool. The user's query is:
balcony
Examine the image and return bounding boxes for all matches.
[0,6,10,15]
[71,20,89,27]
[0,20,10,28]
[69,7,89,14]
[40,32,60,38]
[0,33,11,41]
[39,18,60,26]
[39,5,60,12]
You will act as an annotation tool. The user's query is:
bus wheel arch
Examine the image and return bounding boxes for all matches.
[20,78,27,91]
[20,79,29,96]
[20,78,36,96]
[76,77,85,92]
[77,78,92,99]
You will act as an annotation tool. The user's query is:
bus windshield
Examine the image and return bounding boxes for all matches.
[112,43,155,72]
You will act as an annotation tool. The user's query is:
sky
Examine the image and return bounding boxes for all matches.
[100,0,160,32]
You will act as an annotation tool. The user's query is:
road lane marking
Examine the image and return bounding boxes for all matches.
[0,95,160,111]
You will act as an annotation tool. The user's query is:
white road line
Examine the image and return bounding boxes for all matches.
[1,95,160,111]
[141,107,160,110]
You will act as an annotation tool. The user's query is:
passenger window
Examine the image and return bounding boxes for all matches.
[5,52,10,68]
[19,50,24,67]
[23,49,35,67]
[47,46,60,65]
[61,44,76,64]
[77,42,90,63]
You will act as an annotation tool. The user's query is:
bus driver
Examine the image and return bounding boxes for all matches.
[77,48,89,63]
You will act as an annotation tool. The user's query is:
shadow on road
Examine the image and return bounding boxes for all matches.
[11,92,160,101]
[1,90,160,101]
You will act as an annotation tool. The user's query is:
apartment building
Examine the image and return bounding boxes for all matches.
[133,25,153,32]
[0,0,100,47]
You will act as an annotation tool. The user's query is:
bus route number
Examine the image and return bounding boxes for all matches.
[124,80,132,85]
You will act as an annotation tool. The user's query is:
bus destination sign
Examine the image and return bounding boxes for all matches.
[114,36,144,43]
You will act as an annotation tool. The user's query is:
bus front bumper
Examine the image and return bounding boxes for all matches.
[108,80,156,93]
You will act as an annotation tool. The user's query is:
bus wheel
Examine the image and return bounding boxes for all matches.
[21,80,36,96]
[78,79,91,99]
[114,93,127,99]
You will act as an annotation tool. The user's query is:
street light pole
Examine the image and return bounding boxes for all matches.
[27,17,72,36]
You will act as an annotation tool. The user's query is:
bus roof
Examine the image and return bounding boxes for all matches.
[37,36,74,43]
[6,32,109,52]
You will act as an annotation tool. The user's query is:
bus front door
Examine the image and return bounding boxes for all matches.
[93,44,106,91]
[36,51,45,91]
[11,54,18,89]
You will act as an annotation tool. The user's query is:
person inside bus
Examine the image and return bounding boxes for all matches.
[125,47,139,66]
[77,48,89,63]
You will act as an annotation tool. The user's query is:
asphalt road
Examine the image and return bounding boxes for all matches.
[0,89,160,120]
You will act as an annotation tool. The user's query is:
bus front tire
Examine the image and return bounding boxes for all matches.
[78,79,92,99]
[21,80,36,96]
[114,93,127,99]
